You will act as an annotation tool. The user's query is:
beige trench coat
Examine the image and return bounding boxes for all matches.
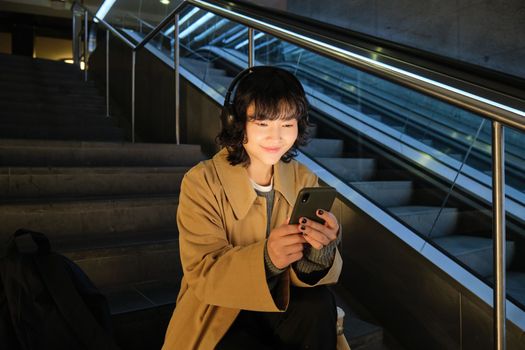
[162,148,343,349]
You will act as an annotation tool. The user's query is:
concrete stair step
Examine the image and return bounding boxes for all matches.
[0,82,101,96]
[0,100,104,114]
[0,92,105,105]
[0,61,81,73]
[317,157,377,182]
[0,54,79,71]
[0,139,205,166]
[0,166,189,199]
[0,69,85,83]
[104,280,178,350]
[0,195,179,240]
[432,235,515,278]
[61,230,181,288]
[351,181,413,207]
[0,74,96,87]
[0,124,125,141]
[0,113,115,127]
[300,138,345,158]
[388,205,459,237]
[330,284,384,350]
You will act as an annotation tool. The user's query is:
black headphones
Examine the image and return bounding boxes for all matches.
[220,66,308,128]
[220,66,265,128]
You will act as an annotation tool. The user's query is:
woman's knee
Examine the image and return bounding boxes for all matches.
[289,286,337,321]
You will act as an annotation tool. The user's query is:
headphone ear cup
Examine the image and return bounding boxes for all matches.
[221,104,236,127]
[226,112,236,127]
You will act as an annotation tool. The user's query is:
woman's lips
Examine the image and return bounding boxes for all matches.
[262,146,281,153]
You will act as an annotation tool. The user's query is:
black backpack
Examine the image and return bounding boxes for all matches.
[0,229,120,350]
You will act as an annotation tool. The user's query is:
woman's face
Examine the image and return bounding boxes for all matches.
[243,103,298,169]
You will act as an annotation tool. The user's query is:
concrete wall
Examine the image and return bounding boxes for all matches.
[248,0,525,80]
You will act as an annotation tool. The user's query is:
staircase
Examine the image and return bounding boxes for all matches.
[0,54,206,350]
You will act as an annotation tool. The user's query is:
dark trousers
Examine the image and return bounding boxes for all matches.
[216,286,337,350]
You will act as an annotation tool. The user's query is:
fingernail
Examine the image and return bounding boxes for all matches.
[318,209,324,215]
[300,225,305,230]
[301,218,307,224]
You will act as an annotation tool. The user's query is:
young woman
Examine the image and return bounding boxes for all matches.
[163,66,342,349]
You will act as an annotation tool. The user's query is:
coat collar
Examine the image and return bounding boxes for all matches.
[212,148,296,220]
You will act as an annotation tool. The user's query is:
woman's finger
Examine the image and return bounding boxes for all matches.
[315,209,339,230]
[299,217,338,241]
[299,224,331,246]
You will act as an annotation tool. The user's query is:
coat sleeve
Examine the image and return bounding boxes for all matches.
[177,166,289,312]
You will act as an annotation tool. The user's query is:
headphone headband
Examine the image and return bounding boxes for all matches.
[221,66,265,128]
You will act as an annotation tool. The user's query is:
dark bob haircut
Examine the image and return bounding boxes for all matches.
[216,66,311,166]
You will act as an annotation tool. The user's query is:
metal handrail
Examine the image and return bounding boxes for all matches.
[134,2,188,50]
[72,2,135,49]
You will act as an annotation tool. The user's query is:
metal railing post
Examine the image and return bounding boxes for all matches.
[72,8,78,66]
[84,10,89,82]
[174,14,180,145]
[248,28,254,67]
[131,50,136,143]
[106,30,110,117]
[492,121,506,350]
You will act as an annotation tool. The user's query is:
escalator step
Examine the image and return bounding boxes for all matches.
[351,181,413,207]
[432,235,515,278]
[316,157,376,182]
[301,138,344,158]
[388,206,458,237]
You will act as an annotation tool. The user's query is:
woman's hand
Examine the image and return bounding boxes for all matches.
[298,210,339,250]
[267,221,307,269]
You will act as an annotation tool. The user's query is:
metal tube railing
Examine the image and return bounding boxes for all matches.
[492,121,506,350]
[84,10,88,82]
[248,28,254,67]
[75,3,525,346]
[106,30,110,117]
[174,14,180,145]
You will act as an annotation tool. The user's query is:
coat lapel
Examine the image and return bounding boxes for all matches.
[212,148,257,220]
[274,159,296,208]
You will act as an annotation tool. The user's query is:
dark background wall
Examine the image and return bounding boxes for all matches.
[246,0,525,80]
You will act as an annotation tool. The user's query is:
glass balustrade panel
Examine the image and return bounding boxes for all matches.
[175,7,247,96]
[253,33,525,308]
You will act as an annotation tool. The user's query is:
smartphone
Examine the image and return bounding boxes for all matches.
[289,187,337,225]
